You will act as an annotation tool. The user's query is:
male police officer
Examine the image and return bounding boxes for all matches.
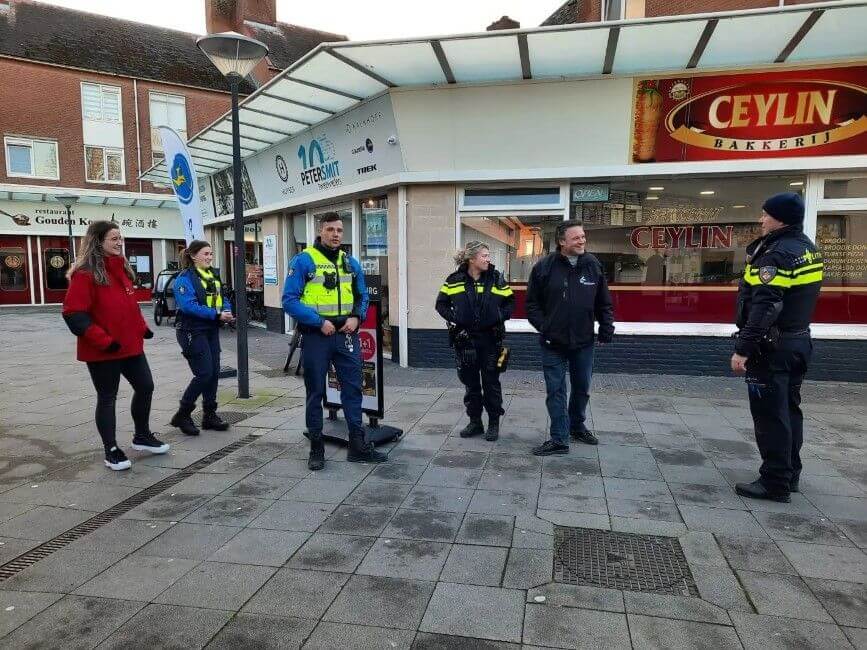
[282,212,386,470]
[731,192,823,503]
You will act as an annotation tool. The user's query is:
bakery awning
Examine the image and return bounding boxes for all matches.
[140,0,867,184]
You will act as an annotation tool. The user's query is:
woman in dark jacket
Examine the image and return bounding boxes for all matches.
[436,241,514,441]
[62,220,169,471]
[170,240,234,436]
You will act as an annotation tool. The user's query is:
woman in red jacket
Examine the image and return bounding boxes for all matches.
[62,221,169,470]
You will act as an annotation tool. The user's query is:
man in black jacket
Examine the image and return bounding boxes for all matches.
[526,220,614,455]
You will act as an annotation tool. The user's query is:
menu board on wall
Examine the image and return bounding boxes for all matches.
[631,66,867,163]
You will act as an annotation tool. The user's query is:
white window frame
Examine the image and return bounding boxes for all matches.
[80,82,122,124]
[4,136,60,180]
[84,145,126,185]
[458,184,566,213]
[148,91,187,167]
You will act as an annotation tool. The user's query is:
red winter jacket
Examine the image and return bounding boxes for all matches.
[62,255,150,362]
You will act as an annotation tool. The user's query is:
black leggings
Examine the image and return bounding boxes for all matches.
[86,354,154,451]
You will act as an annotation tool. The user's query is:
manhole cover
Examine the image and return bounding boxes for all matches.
[553,526,699,597]
[192,411,256,426]
[257,369,293,378]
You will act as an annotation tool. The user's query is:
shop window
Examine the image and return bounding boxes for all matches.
[43,248,69,290]
[0,247,27,291]
[461,214,564,318]
[462,187,562,210]
[824,177,867,200]
[571,175,807,323]
[816,213,867,323]
[85,146,124,183]
[4,137,59,180]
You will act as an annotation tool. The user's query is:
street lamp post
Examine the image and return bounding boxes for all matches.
[54,194,79,267]
[196,32,268,400]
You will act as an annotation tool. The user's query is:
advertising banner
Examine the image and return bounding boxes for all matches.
[205,94,404,217]
[157,127,204,243]
[325,288,385,419]
[263,234,278,286]
[631,66,867,163]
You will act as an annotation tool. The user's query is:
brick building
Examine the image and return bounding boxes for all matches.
[0,0,341,306]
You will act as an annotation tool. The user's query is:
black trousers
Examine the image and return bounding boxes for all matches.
[177,328,221,411]
[457,334,504,420]
[745,336,811,493]
[86,354,154,451]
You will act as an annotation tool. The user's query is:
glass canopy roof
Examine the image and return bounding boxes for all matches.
[141,1,867,184]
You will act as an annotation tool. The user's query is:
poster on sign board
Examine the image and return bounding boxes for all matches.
[263,234,278,286]
[325,292,384,419]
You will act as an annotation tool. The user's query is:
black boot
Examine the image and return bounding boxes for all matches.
[459,418,484,438]
[347,436,387,463]
[202,409,229,431]
[307,431,325,471]
[485,416,499,441]
[170,402,200,436]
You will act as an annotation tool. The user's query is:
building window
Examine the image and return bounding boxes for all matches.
[570,175,808,323]
[81,83,121,123]
[43,248,70,290]
[4,136,59,180]
[817,213,867,324]
[824,177,867,200]
[85,146,124,183]
[461,187,562,211]
[604,0,645,20]
[149,92,187,166]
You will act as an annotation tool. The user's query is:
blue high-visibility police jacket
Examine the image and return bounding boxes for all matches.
[173,268,232,331]
[281,247,368,329]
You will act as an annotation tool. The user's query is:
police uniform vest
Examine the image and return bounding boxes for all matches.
[300,246,354,317]
[196,267,223,310]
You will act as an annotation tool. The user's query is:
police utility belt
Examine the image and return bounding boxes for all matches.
[734,327,811,355]
[448,324,510,373]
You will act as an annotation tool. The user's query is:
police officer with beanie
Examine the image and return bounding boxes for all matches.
[171,240,234,436]
[732,192,823,503]
[436,241,514,441]
[282,212,386,470]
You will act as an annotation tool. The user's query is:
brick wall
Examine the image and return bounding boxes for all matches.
[406,329,867,383]
[643,0,775,17]
[0,58,231,193]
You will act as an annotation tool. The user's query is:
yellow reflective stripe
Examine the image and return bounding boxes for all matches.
[791,263,824,276]
[743,274,790,287]
[789,270,823,286]
[491,286,513,297]
[440,285,466,295]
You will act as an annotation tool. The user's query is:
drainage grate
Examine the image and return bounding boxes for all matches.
[0,434,259,581]
[191,411,255,426]
[553,526,699,597]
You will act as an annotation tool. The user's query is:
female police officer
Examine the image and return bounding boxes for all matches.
[170,240,234,436]
[436,241,514,441]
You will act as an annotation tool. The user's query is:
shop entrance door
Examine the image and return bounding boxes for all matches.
[0,235,31,305]
[40,236,71,304]
[125,239,154,301]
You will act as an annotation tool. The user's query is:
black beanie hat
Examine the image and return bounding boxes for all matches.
[762,192,804,226]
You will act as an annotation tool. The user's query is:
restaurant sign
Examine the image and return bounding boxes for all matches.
[631,66,867,163]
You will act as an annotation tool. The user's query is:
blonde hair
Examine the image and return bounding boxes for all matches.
[68,220,135,285]
[454,241,489,266]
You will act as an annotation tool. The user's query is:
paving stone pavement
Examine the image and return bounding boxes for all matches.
[0,310,865,649]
